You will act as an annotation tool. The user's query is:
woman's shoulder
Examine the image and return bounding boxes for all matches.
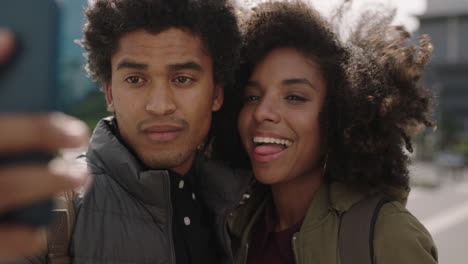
[373,201,438,264]
[376,201,427,233]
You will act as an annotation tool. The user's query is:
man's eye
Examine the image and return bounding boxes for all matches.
[125,76,144,84]
[174,76,193,84]
[285,95,307,101]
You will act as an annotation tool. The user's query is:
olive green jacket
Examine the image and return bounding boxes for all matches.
[229,183,438,264]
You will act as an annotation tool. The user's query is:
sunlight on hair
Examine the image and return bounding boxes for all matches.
[234,0,426,32]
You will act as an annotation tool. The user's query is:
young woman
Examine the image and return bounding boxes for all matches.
[215,1,438,264]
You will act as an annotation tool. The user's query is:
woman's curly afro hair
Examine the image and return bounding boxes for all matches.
[213,1,435,198]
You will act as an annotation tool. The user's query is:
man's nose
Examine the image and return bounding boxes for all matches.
[145,83,176,116]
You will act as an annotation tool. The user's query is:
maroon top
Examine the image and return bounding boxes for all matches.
[247,204,303,264]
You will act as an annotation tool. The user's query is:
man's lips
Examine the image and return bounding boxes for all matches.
[143,125,183,142]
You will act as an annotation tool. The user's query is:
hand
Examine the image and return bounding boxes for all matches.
[0,113,89,260]
[0,29,90,260]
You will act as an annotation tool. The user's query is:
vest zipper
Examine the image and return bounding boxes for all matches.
[292,234,299,264]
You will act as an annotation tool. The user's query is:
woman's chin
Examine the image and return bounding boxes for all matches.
[252,167,285,185]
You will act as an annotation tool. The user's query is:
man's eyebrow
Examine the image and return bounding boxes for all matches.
[167,61,204,72]
[116,60,148,71]
[282,78,316,90]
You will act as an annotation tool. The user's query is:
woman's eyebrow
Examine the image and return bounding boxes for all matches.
[282,78,316,90]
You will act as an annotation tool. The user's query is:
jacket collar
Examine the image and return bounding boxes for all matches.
[233,182,369,235]
[86,117,253,214]
[301,182,367,232]
[229,182,364,259]
[328,182,408,212]
[194,155,254,215]
[86,117,172,208]
[328,182,366,212]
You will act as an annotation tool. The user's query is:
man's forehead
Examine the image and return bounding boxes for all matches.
[112,29,211,69]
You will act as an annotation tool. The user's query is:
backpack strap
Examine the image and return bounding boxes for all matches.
[339,194,389,264]
[46,190,76,264]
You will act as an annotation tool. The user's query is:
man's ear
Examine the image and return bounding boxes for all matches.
[212,84,224,112]
[104,82,115,112]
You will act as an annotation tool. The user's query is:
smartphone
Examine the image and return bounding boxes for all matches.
[0,0,60,227]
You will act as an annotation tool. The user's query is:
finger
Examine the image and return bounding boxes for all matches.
[0,28,15,64]
[0,159,88,213]
[0,225,46,260]
[0,113,89,155]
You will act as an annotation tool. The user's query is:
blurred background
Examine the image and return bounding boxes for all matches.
[55,0,467,262]
[400,1,468,262]
[55,0,107,129]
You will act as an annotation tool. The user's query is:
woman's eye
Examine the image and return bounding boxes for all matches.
[244,95,260,102]
[125,76,144,84]
[285,94,307,101]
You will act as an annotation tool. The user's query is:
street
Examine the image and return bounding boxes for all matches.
[407,162,468,264]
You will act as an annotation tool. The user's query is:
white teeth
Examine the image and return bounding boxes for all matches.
[253,137,292,147]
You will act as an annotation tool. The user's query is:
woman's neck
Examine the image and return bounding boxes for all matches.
[271,168,324,232]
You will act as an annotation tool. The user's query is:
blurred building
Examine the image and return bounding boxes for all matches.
[418,0,468,137]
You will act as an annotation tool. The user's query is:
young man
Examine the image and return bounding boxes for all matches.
[75,0,247,263]
[18,1,248,264]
